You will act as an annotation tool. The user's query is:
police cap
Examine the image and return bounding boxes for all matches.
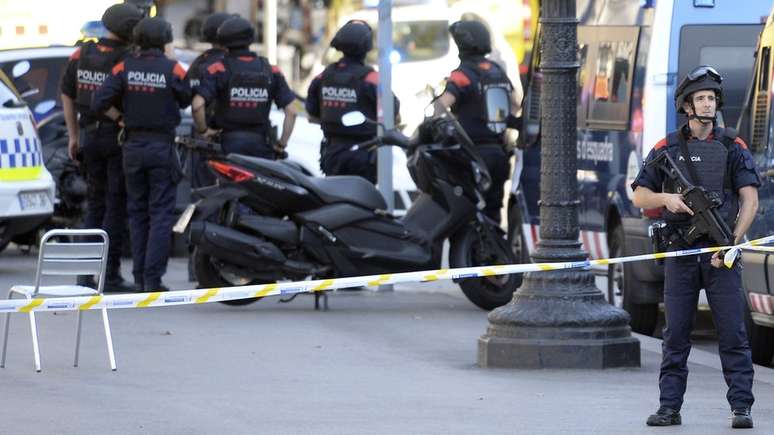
[675,66,724,113]
[102,3,144,42]
[133,16,173,50]
[201,12,236,43]
[331,20,373,58]
[216,17,255,49]
[449,20,491,56]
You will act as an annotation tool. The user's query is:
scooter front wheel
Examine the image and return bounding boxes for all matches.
[450,224,521,310]
[193,247,262,306]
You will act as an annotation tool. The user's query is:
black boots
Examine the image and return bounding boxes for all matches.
[731,408,753,429]
[646,407,681,426]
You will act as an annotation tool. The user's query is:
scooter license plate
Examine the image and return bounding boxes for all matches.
[173,204,196,234]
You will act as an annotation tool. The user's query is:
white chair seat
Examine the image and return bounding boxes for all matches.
[10,285,99,297]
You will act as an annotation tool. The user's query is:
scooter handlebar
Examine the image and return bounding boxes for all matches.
[349,130,410,151]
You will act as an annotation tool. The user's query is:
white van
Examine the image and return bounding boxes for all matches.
[0,70,54,252]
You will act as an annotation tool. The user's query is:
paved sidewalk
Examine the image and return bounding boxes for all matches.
[0,255,772,434]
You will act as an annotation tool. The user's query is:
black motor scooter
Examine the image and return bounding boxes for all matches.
[175,105,521,310]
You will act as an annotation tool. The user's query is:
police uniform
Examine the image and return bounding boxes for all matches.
[444,56,513,222]
[305,57,400,184]
[185,47,225,188]
[93,47,192,292]
[60,38,131,287]
[194,50,295,159]
[632,126,760,413]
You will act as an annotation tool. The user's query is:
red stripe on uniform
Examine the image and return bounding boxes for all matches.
[207,62,225,74]
[271,65,282,74]
[111,62,125,75]
[173,62,187,79]
[69,48,81,61]
[364,71,379,85]
[734,137,749,150]
[654,137,668,150]
[449,70,471,88]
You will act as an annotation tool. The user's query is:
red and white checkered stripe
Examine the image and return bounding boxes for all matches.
[748,292,774,315]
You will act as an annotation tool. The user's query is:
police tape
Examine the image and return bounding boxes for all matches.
[2,234,774,314]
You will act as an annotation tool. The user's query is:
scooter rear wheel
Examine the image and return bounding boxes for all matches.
[450,225,520,310]
[193,247,262,306]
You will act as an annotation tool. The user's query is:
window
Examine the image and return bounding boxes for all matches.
[0,56,67,111]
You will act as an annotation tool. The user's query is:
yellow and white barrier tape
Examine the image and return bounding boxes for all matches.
[2,234,774,314]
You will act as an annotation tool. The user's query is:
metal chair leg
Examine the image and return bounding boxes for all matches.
[29,312,41,372]
[1,312,10,368]
[74,310,83,367]
[101,308,116,371]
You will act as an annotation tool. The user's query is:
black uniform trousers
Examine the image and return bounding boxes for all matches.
[660,243,754,411]
[221,130,273,159]
[122,133,179,291]
[477,144,510,224]
[321,135,376,184]
[80,122,126,277]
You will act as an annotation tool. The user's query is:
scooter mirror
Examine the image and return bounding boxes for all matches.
[341,111,366,127]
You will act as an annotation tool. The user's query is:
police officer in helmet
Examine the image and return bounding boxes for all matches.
[305,19,400,184]
[632,66,759,429]
[193,16,297,159]
[93,17,192,293]
[185,12,235,188]
[60,3,143,292]
[437,20,522,223]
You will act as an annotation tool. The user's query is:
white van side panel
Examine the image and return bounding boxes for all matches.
[641,0,673,159]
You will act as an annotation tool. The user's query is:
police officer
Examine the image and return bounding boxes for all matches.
[436,20,522,223]
[631,66,759,429]
[185,12,234,188]
[93,17,192,293]
[60,3,143,292]
[193,16,296,159]
[305,20,400,184]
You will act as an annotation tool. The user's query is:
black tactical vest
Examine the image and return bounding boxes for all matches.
[121,55,179,132]
[319,62,373,124]
[75,41,127,109]
[214,56,273,129]
[456,60,513,136]
[662,127,739,228]
[188,48,225,89]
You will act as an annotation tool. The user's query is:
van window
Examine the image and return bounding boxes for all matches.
[0,56,66,110]
[584,27,638,130]
[678,24,762,130]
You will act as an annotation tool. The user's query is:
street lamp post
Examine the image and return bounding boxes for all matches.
[477,0,640,368]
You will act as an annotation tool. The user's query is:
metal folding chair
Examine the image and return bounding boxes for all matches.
[1,229,116,372]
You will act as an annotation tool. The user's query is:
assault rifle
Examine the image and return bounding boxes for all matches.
[647,151,734,247]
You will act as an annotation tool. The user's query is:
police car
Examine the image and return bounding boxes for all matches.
[0,69,54,252]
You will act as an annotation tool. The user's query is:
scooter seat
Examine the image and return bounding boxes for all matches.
[228,154,387,211]
[304,176,387,211]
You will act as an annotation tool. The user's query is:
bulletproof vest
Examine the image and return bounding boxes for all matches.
[121,55,179,132]
[188,49,225,88]
[75,41,127,109]
[214,55,273,128]
[456,60,513,135]
[662,127,738,228]
[319,62,373,124]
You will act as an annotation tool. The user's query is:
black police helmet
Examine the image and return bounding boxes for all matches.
[102,3,144,42]
[216,17,255,49]
[133,17,173,50]
[675,65,724,113]
[331,20,373,58]
[201,12,236,43]
[124,0,154,18]
[449,20,491,56]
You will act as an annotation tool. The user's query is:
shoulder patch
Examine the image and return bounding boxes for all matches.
[364,71,379,85]
[734,137,749,150]
[69,48,81,61]
[238,56,253,61]
[478,61,492,70]
[654,137,668,150]
[449,70,471,88]
[96,44,114,53]
[111,62,125,75]
[173,63,187,79]
[271,65,282,74]
[207,61,226,75]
